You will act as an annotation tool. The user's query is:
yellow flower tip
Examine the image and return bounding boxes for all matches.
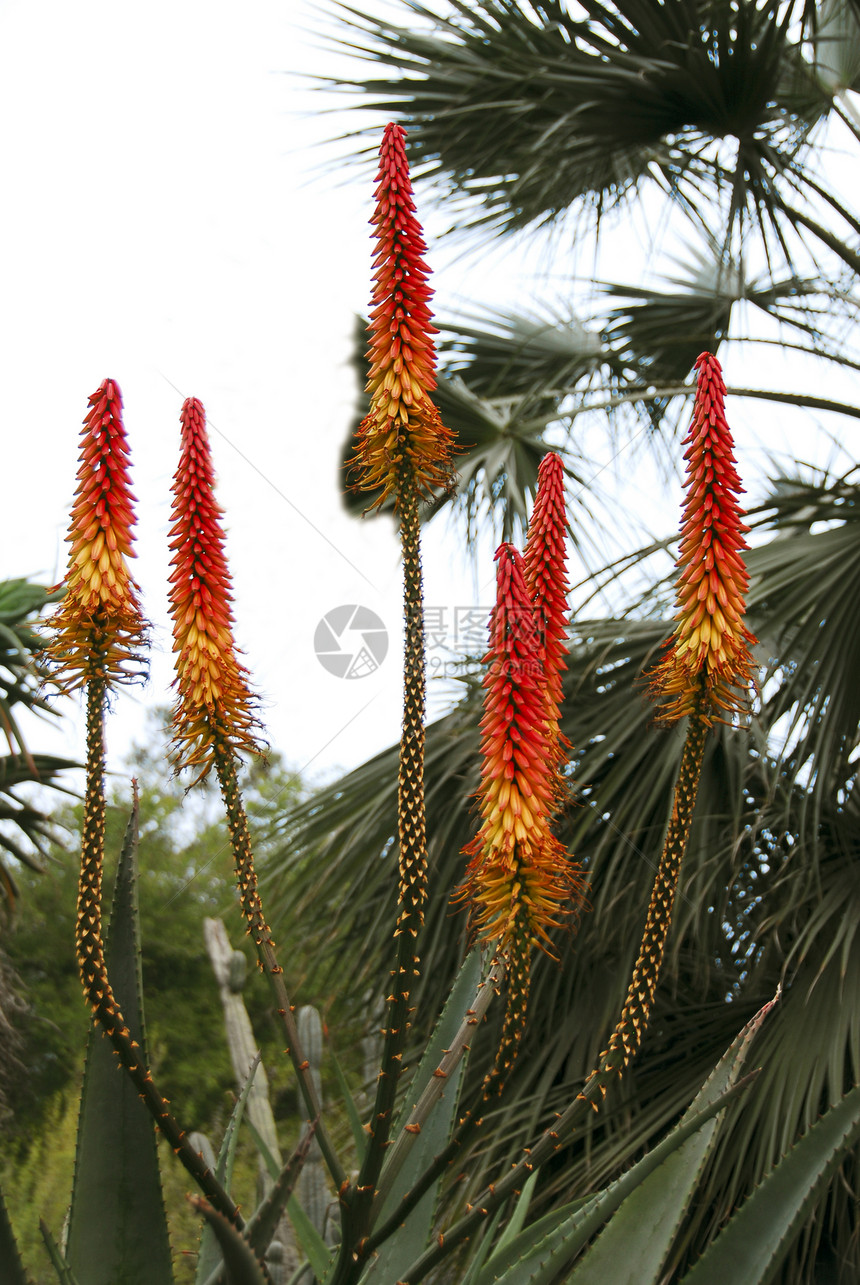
[649,354,758,725]
[351,122,454,509]
[45,379,148,690]
[168,397,264,776]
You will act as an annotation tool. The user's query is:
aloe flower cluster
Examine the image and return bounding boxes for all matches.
[168,397,263,778]
[352,122,453,507]
[461,543,579,951]
[589,354,758,1090]
[650,352,756,723]
[45,378,148,1009]
[339,123,458,1237]
[42,383,245,1219]
[459,456,584,1075]
[46,379,147,688]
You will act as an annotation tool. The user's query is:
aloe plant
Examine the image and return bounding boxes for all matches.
[1,118,857,1285]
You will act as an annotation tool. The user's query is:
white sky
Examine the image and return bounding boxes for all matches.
[1,0,853,794]
[0,0,488,787]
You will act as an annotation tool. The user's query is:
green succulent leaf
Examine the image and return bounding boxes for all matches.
[189,1199,270,1285]
[0,1186,29,1285]
[358,948,484,1282]
[491,1170,539,1259]
[287,1193,334,1280]
[38,1221,80,1285]
[65,789,174,1285]
[683,1083,860,1285]
[564,999,779,1284]
[195,1054,262,1283]
[459,1206,508,1285]
[460,1171,541,1285]
[243,1115,281,1184]
[472,1079,751,1285]
[475,997,776,1285]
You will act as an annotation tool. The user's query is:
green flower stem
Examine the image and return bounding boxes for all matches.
[584,699,710,1096]
[213,737,346,1192]
[334,469,429,1281]
[77,671,241,1227]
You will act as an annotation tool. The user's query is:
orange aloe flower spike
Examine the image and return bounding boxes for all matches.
[579,355,758,1101]
[459,545,585,1078]
[45,378,147,688]
[168,397,263,777]
[523,451,571,793]
[352,122,454,508]
[168,398,344,1187]
[460,544,583,953]
[345,126,458,1233]
[650,352,757,724]
[43,385,242,1221]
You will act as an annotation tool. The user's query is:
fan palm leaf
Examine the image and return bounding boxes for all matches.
[0,579,74,916]
[746,468,860,834]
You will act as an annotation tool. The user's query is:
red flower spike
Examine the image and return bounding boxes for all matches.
[168,398,263,776]
[46,379,147,688]
[458,545,585,954]
[523,452,571,793]
[352,123,454,507]
[649,353,757,723]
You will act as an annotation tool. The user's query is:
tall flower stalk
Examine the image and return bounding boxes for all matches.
[168,397,345,1189]
[45,381,240,1223]
[46,379,147,1009]
[359,455,583,1255]
[584,352,757,1099]
[334,121,455,1272]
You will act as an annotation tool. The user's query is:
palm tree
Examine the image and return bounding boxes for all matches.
[326,0,859,529]
[267,3,860,1279]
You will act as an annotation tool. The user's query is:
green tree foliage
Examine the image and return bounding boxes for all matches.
[2,715,305,1144]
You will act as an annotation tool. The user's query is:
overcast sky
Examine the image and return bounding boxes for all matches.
[0,0,509,788]
[1,0,851,798]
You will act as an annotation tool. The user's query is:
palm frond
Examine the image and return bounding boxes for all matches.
[330,0,842,259]
[746,468,860,838]
[0,579,74,916]
[439,304,604,400]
